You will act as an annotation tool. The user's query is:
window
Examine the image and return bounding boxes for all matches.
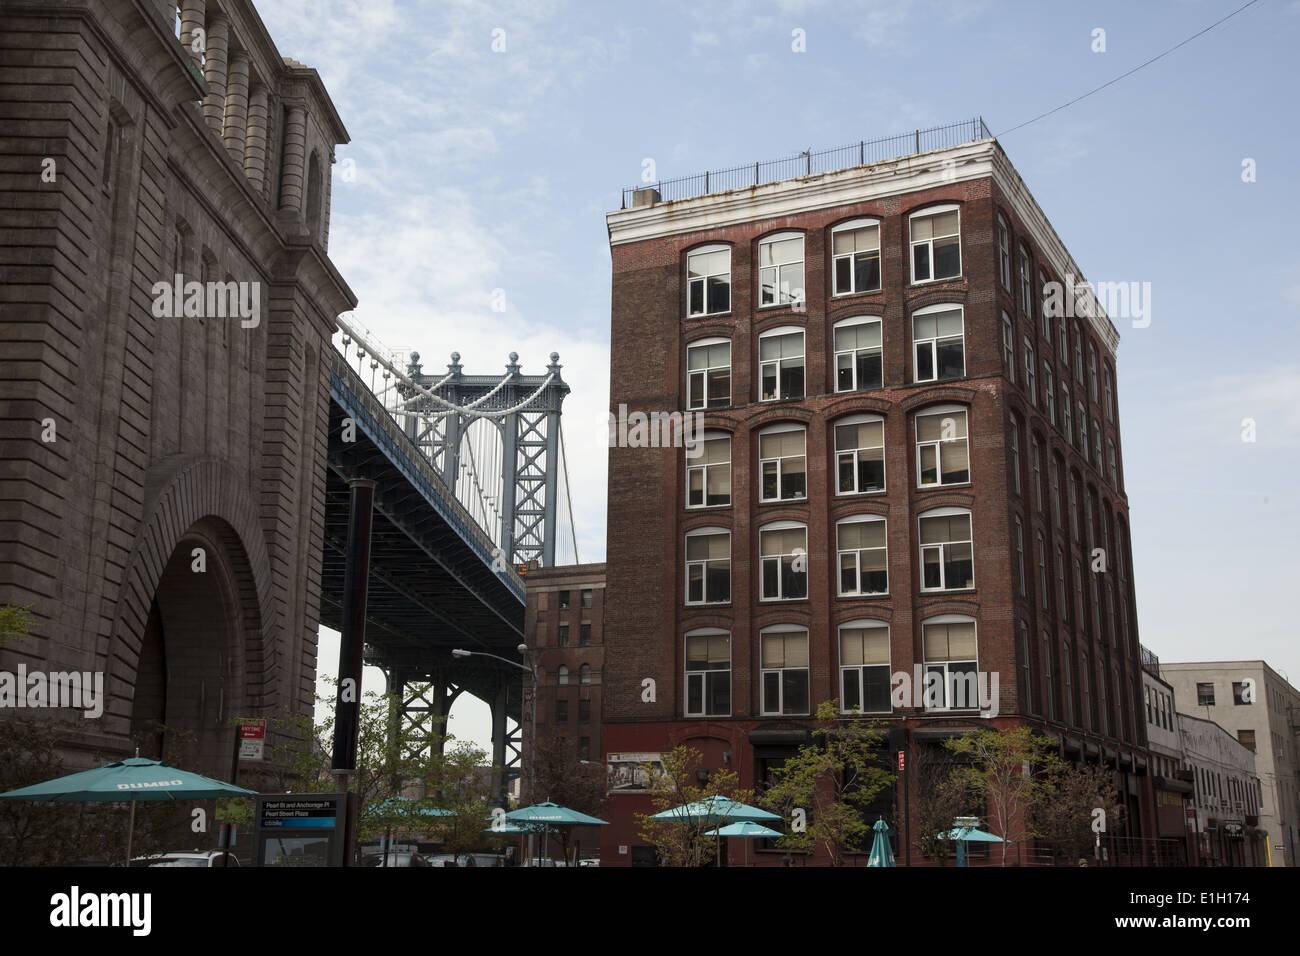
[922,616,978,709]
[997,215,1011,290]
[759,426,806,502]
[687,339,730,410]
[1019,246,1033,314]
[1238,729,1256,753]
[1088,344,1099,401]
[1039,270,1052,342]
[759,329,805,401]
[558,590,571,609]
[833,317,882,392]
[580,663,591,685]
[835,415,885,494]
[1104,366,1114,422]
[1020,622,1032,713]
[685,630,730,716]
[1042,632,1054,720]
[831,220,881,295]
[556,699,569,722]
[1108,440,1118,488]
[1092,417,1101,466]
[840,623,891,713]
[1002,313,1015,382]
[1062,643,1073,724]
[910,206,961,282]
[1015,517,1026,596]
[578,737,590,761]
[1080,651,1092,729]
[760,523,808,601]
[1037,531,1048,604]
[1062,387,1072,442]
[687,433,731,508]
[558,665,569,686]
[837,516,888,596]
[1044,365,1055,425]
[1031,436,1043,512]
[1232,681,1252,705]
[581,588,593,608]
[1077,402,1087,451]
[1024,339,1036,405]
[557,625,570,647]
[1145,686,1153,724]
[912,304,964,382]
[919,508,974,591]
[759,233,805,307]
[1050,458,1061,529]
[580,623,591,645]
[915,406,969,486]
[1009,418,1022,494]
[1074,322,1084,380]
[1059,315,1069,359]
[1056,545,1068,622]
[760,627,809,715]
[687,245,730,317]
[685,528,731,605]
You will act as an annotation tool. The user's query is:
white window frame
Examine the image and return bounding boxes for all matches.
[1062,385,1072,439]
[1031,435,1043,512]
[912,302,965,383]
[1077,401,1087,451]
[910,204,961,284]
[759,624,810,716]
[1037,530,1048,604]
[686,244,730,318]
[1074,321,1085,380]
[1092,416,1101,466]
[759,520,808,602]
[833,316,883,393]
[839,621,891,715]
[834,413,886,496]
[915,404,969,488]
[836,514,888,597]
[1088,343,1099,402]
[1108,439,1118,488]
[686,430,731,509]
[1104,365,1114,422]
[686,337,731,411]
[1044,364,1055,425]
[1009,417,1022,494]
[1002,312,1015,383]
[921,614,979,711]
[1015,516,1027,597]
[684,628,730,717]
[997,215,1011,290]
[758,326,805,402]
[919,507,975,592]
[831,219,882,296]
[758,423,807,503]
[758,232,805,308]
[1024,338,1036,406]
[684,527,731,606]
[1019,244,1033,314]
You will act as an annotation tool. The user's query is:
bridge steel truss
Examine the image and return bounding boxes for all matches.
[398,350,570,569]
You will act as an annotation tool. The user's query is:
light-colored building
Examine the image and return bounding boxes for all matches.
[1140,647,1193,863]
[1162,661,1299,866]
[1177,713,1265,866]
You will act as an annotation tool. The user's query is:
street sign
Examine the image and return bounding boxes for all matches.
[897,751,904,771]
[238,718,266,760]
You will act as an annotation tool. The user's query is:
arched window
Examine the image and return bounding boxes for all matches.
[557,665,569,686]
[831,219,881,295]
[579,663,591,685]
[834,413,885,494]
[839,621,890,714]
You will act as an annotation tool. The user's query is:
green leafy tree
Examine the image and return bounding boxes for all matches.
[760,699,894,866]
[911,742,973,865]
[944,726,1058,866]
[531,731,607,863]
[0,603,36,648]
[1032,759,1126,864]
[635,745,753,867]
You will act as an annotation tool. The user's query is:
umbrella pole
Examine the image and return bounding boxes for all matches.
[126,796,137,866]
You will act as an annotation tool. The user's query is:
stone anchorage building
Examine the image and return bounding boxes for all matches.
[1161,660,1300,866]
[0,0,354,796]
[601,123,1154,866]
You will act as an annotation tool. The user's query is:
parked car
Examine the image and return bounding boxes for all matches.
[131,851,240,867]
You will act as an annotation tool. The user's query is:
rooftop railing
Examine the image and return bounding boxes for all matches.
[620,117,993,208]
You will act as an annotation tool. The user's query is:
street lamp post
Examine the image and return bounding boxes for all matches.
[451,645,537,805]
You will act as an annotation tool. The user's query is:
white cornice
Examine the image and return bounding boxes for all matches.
[608,139,1120,356]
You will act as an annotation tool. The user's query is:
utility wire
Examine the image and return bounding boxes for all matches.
[997,0,1262,138]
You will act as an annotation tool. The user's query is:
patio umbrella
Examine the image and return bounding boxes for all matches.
[866,818,896,868]
[651,794,780,823]
[505,802,608,864]
[704,820,783,867]
[937,825,1004,867]
[0,756,257,865]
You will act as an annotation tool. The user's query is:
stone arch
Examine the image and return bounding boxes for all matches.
[107,456,276,771]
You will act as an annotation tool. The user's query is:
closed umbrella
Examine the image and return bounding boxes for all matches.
[866,817,896,867]
[0,755,257,865]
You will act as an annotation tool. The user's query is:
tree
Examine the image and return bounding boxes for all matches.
[0,603,35,648]
[911,741,973,865]
[760,699,894,866]
[1031,759,1126,864]
[635,746,753,867]
[944,726,1057,866]
[531,731,607,863]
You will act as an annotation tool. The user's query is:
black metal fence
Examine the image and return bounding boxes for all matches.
[621,117,993,208]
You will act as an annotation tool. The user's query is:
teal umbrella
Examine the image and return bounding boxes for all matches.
[704,820,784,867]
[505,801,608,826]
[651,794,780,823]
[938,825,1003,867]
[867,818,896,868]
[0,756,256,864]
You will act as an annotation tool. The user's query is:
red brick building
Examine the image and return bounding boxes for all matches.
[600,130,1153,865]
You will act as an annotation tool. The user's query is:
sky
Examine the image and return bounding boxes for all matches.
[256,0,1300,757]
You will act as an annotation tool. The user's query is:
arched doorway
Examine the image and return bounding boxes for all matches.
[129,516,257,779]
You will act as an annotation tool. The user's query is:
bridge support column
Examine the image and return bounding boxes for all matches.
[332,478,375,775]
[491,680,509,808]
